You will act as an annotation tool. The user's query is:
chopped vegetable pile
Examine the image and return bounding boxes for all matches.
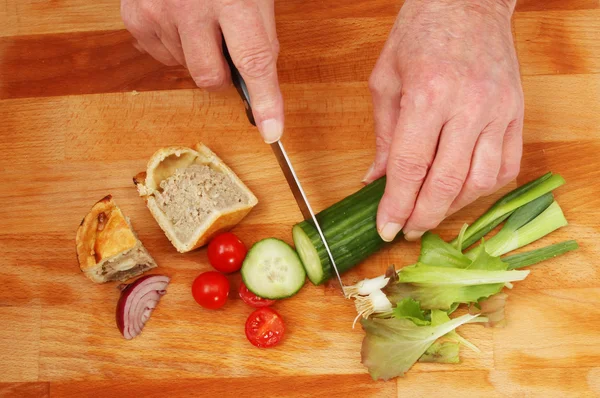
[347,172,579,381]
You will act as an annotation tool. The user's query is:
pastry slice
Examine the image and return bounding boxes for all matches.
[134,143,258,253]
[76,195,157,283]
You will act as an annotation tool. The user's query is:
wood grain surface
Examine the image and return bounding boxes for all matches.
[1,0,599,396]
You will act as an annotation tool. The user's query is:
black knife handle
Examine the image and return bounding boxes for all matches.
[222,36,256,126]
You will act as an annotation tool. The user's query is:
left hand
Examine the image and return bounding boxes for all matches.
[363,0,524,242]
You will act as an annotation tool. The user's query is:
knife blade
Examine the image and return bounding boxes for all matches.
[222,38,347,297]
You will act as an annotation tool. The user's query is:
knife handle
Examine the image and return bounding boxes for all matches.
[222,36,256,126]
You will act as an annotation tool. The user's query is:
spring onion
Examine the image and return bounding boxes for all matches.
[503,240,579,269]
[472,200,568,258]
[453,172,565,250]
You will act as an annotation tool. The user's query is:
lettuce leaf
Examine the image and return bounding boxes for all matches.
[418,232,471,269]
[385,281,504,310]
[392,298,430,325]
[360,313,478,380]
[466,242,509,271]
[431,309,481,353]
[419,341,460,363]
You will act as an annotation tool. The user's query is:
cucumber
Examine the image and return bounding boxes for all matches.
[241,238,306,299]
[292,176,398,285]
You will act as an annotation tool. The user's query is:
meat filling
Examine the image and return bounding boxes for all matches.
[154,164,249,241]
[99,245,157,282]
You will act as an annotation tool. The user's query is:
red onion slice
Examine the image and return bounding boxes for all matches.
[116,275,170,340]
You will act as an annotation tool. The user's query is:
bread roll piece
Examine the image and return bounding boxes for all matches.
[134,143,258,253]
[76,195,158,283]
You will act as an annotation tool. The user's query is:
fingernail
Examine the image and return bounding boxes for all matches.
[379,222,403,242]
[362,163,375,184]
[260,119,283,144]
[404,230,425,242]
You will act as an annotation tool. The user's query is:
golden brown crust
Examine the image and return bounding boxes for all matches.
[75,195,137,273]
[134,143,258,253]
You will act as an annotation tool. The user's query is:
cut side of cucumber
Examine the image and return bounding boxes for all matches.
[292,224,324,285]
[241,238,306,300]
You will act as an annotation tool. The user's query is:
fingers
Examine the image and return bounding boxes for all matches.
[446,121,507,217]
[376,99,445,242]
[494,118,523,190]
[364,59,402,184]
[219,1,284,143]
[179,21,231,91]
[401,117,482,240]
[256,0,279,56]
[135,35,179,66]
[121,0,180,66]
[157,24,186,66]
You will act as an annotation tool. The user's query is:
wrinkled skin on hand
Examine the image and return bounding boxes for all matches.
[120,0,283,143]
[364,0,524,243]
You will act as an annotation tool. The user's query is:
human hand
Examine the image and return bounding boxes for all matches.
[121,0,283,143]
[364,0,524,242]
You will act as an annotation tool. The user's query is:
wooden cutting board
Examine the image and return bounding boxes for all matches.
[1,0,599,396]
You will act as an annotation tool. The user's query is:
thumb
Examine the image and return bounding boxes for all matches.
[220,4,283,144]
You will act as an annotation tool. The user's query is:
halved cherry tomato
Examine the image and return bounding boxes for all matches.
[207,232,247,273]
[192,271,230,310]
[239,281,276,308]
[245,307,285,348]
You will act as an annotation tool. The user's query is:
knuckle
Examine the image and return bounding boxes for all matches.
[411,216,441,232]
[499,162,520,184]
[121,13,145,36]
[138,0,159,21]
[236,48,275,79]
[469,172,497,193]
[470,77,497,99]
[169,0,185,9]
[220,0,241,7]
[388,154,431,185]
[411,70,449,107]
[271,39,280,59]
[368,70,384,95]
[430,173,464,197]
[375,134,391,153]
[498,84,516,107]
[380,195,411,222]
[193,70,227,90]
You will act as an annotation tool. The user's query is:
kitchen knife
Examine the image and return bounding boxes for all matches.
[222,39,347,297]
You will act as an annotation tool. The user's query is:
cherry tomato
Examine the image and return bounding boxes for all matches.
[245,307,285,348]
[192,271,230,310]
[207,232,247,273]
[239,281,276,308]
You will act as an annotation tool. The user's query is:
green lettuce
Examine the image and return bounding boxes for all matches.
[360,313,479,380]
[392,298,431,325]
[386,282,504,311]
[418,232,471,269]
[419,342,460,363]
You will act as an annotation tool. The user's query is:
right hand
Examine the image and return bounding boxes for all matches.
[121,0,284,143]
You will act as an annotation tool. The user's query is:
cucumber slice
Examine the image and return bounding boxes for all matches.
[241,238,306,299]
[292,225,324,285]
